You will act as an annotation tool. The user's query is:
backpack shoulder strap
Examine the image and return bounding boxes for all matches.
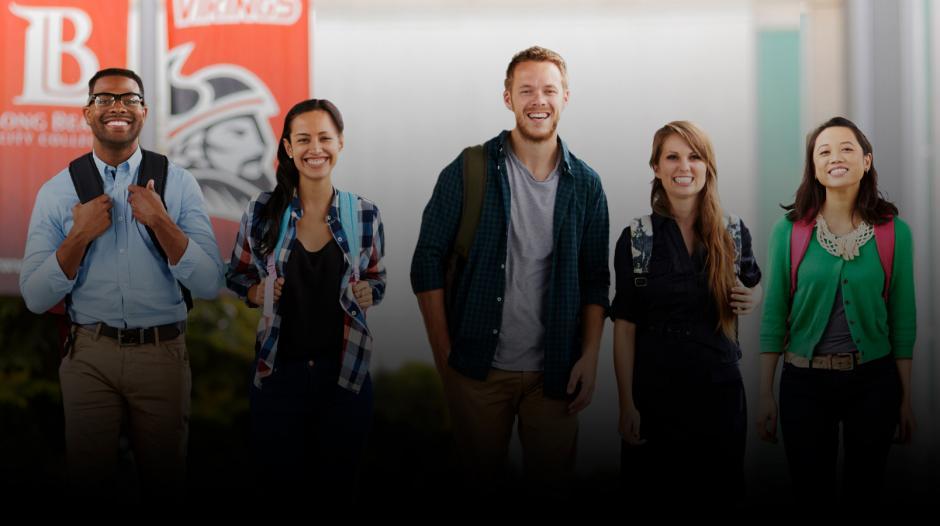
[873,217,895,302]
[338,190,362,277]
[139,150,193,311]
[62,152,105,292]
[138,150,170,262]
[723,213,743,276]
[789,218,815,298]
[455,144,487,260]
[629,215,653,286]
[139,149,169,205]
[68,152,104,203]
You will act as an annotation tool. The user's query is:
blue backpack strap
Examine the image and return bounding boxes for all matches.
[263,204,293,319]
[629,215,653,287]
[723,213,742,277]
[272,205,293,262]
[338,191,361,277]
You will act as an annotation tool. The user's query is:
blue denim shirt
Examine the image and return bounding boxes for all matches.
[411,131,610,398]
[20,147,224,326]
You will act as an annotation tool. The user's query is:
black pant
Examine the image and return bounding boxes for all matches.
[621,369,747,510]
[250,357,374,502]
[780,356,900,508]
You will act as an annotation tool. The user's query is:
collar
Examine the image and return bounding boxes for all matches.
[91,145,142,178]
[495,129,573,175]
[287,186,340,221]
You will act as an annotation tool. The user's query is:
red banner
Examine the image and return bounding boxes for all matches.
[0,0,136,294]
[159,0,311,258]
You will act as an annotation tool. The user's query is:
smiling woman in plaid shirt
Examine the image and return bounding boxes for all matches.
[225,99,386,502]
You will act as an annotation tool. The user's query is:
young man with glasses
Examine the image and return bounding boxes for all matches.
[20,68,224,500]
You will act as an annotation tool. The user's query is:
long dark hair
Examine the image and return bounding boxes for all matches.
[258,99,344,256]
[783,116,897,224]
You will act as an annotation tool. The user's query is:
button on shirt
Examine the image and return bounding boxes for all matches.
[20,147,224,327]
[760,216,916,361]
[492,142,560,372]
[612,212,762,380]
[410,131,610,399]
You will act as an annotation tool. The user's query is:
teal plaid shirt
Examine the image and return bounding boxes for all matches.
[411,131,609,399]
[227,190,386,394]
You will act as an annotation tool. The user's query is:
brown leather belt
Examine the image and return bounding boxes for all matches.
[77,321,185,346]
[784,351,858,371]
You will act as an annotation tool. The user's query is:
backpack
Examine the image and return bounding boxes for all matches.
[443,144,487,310]
[789,216,894,301]
[629,213,743,286]
[64,150,193,310]
[48,150,191,354]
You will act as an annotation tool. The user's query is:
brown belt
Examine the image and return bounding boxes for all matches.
[784,351,858,371]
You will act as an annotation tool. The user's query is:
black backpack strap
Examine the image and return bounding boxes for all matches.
[66,152,104,264]
[139,150,194,311]
[139,149,169,208]
[68,153,104,203]
[63,153,107,318]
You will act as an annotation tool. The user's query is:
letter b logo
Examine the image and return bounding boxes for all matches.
[9,2,99,106]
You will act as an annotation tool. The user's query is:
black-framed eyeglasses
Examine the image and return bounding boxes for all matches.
[88,92,145,108]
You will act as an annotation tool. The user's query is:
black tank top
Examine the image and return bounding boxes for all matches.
[277,238,346,373]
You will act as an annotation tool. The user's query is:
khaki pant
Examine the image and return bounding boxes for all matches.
[444,367,578,492]
[59,326,191,499]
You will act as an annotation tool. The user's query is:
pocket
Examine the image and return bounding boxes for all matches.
[65,326,99,362]
[60,329,81,371]
[162,335,189,364]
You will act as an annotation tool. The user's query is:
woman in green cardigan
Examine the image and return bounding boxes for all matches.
[757,116,916,506]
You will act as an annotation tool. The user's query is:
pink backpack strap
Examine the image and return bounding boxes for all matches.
[789,218,815,298]
[873,217,895,302]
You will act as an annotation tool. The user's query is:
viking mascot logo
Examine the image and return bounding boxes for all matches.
[164,43,279,221]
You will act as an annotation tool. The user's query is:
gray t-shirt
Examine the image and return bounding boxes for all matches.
[813,287,858,355]
[492,143,560,371]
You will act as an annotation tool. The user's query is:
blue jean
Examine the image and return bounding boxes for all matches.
[249,356,373,500]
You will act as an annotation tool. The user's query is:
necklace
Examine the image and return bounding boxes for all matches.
[815,214,873,261]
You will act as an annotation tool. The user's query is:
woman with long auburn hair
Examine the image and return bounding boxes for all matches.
[612,121,762,507]
[757,116,916,508]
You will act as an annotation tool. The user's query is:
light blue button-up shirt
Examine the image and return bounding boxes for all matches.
[20,147,224,328]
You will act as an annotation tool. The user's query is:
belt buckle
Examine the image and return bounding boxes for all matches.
[831,354,855,371]
[117,328,143,346]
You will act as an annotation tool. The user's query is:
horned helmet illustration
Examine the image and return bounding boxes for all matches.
[164,43,279,221]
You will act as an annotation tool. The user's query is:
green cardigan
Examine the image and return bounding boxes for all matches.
[760,215,916,361]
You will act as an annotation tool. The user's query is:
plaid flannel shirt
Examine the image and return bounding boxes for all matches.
[411,131,610,398]
[226,190,386,393]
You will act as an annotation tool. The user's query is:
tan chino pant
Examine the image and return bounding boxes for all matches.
[444,366,578,493]
[59,325,191,499]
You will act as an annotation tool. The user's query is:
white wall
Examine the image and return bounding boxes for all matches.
[313,2,758,471]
